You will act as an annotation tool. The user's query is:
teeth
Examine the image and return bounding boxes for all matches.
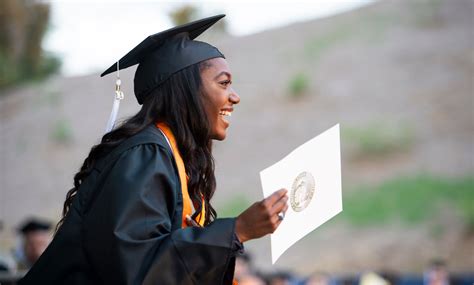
[219,110,232,116]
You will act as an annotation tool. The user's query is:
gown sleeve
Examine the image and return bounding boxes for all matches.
[82,143,238,285]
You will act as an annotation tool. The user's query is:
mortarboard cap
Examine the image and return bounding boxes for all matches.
[101,14,226,104]
[18,218,52,235]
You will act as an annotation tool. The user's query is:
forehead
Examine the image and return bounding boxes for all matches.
[201,57,232,78]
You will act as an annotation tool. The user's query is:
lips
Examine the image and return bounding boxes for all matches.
[218,107,233,117]
[218,107,233,126]
[219,110,232,116]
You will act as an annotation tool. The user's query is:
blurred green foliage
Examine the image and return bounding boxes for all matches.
[0,0,60,90]
[51,119,73,144]
[169,5,198,25]
[303,12,394,63]
[169,5,227,35]
[342,122,415,158]
[44,88,62,107]
[341,174,474,230]
[299,0,443,66]
[33,83,62,108]
[410,0,443,28]
[304,23,352,62]
[216,194,251,218]
[287,72,310,98]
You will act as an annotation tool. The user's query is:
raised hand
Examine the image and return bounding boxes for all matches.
[235,188,289,243]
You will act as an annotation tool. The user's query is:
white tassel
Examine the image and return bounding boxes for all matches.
[105,62,124,133]
[105,95,121,133]
[104,77,124,133]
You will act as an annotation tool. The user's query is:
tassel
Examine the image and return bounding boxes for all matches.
[104,90,122,133]
[104,62,124,133]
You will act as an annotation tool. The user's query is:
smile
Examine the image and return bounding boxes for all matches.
[219,110,232,117]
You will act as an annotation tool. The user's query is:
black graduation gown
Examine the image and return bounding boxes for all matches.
[19,125,239,285]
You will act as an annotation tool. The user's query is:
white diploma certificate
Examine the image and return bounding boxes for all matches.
[260,123,343,264]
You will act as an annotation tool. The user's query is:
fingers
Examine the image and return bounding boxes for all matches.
[271,216,282,229]
[238,190,290,241]
[270,195,289,232]
[264,188,288,206]
[272,202,288,223]
[281,202,289,214]
[271,194,288,215]
[270,210,286,232]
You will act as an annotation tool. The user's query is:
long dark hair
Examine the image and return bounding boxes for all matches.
[57,60,217,231]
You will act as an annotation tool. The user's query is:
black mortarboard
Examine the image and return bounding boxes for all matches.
[18,218,52,235]
[100,14,226,104]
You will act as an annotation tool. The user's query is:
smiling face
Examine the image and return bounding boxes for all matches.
[200,57,240,140]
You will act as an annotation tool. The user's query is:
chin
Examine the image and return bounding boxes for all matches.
[211,130,227,141]
[213,134,226,141]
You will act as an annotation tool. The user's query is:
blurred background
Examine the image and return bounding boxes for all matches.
[0,0,473,284]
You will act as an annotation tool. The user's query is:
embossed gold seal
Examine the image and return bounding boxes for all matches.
[290,171,315,212]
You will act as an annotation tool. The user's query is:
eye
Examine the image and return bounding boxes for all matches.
[220,80,231,87]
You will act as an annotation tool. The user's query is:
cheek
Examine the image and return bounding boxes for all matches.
[204,92,222,117]
[202,99,219,131]
[205,100,219,121]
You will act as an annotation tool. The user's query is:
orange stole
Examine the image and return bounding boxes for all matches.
[156,122,205,227]
[156,123,238,285]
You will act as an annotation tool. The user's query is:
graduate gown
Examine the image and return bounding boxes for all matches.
[19,124,241,285]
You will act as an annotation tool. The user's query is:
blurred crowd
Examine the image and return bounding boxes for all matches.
[0,217,473,285]
[0,218,52,273]
[233,251,473,285]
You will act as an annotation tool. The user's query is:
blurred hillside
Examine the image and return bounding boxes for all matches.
[0,0,60,89]
[0,0,473,274]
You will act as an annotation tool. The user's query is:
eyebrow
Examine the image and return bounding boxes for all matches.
[213,71,232,80]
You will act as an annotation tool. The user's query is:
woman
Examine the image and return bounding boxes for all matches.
[19,15,288,284]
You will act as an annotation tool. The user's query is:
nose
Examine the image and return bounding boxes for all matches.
[229,88,240,105]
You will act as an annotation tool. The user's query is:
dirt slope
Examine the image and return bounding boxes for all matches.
[0,0,472,273]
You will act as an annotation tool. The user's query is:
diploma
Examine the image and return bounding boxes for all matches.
[260,123,343,264]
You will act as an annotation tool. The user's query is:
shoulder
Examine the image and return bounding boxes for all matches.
[120,124,170,154]
[95,124,173,172]
[85,127,181,212]
[77,125,180,216]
